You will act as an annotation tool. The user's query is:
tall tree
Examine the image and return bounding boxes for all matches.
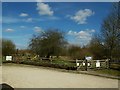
[2,39,16,56]
[29,29,67,58]
[101,3,120,64]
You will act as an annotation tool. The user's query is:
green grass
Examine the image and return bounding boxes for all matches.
[95,69,120,77]
[52,59,75,66]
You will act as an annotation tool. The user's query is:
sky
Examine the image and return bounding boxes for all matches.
[2,2,113,49]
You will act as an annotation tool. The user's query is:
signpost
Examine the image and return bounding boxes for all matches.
[85,56,92,61]
[85,56,92,71]
[6,56,12,61]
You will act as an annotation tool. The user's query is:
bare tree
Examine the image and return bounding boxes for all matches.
[101,2,120,67]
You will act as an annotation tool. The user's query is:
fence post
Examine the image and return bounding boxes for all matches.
[107,59,110,69]
[106,59,108,69]
[76,59,78,70]
[85,59,87,71]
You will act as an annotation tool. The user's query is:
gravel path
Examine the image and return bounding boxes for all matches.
[2,64,118,88]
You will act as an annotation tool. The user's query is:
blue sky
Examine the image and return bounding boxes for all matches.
[2,2,113,49]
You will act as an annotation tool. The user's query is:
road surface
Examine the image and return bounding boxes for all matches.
[2,64,119,88]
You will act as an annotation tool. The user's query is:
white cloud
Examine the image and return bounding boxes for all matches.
[5,28,14,32]
[36,2,54,16]
[68,29,95,45]
[19,13,29,17]
[34,26,43,33]
[70,9,94,24]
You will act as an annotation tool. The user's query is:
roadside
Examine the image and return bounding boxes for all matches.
[2,63,120,80]
[2,63,118,88]
[78,70,120,80]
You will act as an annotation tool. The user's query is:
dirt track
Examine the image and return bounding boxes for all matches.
[2,64,118,88]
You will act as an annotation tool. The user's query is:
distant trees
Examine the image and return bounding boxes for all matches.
[88,36,105,59]
[29,29,67,58]
[68,45,92,60]
[68,45,81,59]
[17,49,32,56]
[2,39,16,56]
[80,46,92,59]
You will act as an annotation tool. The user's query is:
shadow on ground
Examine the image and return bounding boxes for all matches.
[0,83,14,90]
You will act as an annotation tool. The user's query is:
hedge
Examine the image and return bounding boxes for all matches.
[2,60,77,70]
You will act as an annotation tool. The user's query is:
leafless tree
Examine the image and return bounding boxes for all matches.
[101,2,120,67]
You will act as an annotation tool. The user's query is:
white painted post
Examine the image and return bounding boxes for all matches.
[76,59,79,70]
[88,63,90,66]
[83,62,85,66]
[96,60,100,68]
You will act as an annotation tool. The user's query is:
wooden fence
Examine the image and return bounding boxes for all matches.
[75,59,109,70]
